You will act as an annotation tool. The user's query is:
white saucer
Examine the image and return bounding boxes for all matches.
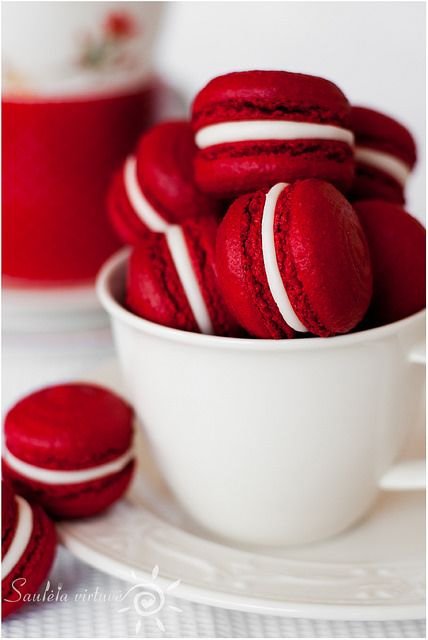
[58,361,425,621]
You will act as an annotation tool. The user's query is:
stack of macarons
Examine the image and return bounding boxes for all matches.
[2,383,136,618]
[108,69,425,337]
[2,67,425,621]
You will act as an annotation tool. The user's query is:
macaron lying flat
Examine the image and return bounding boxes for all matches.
[350,107,417,204]
[354,200,425,326]
[3,384,135,519]
[192,70,355,198]
[216,180,373,338]
[2,481,57,619]
[127,218,239,336]
[108,120,222,245]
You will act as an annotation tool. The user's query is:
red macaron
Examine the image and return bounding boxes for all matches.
[127,217,239,336]
[3,384,135,519]
[191,70,355,198]
[350,106,417,204]
[108,120,223,245]
[216,179,373,339]
[2,481,57,619]
[353,200,425,326]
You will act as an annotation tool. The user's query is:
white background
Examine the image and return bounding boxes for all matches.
[154,1,426,221]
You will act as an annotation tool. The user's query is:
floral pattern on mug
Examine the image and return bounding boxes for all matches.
[2,3,161,96]
[76,11,141,72]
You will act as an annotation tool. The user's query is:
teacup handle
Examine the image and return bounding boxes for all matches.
[379,340,426,491]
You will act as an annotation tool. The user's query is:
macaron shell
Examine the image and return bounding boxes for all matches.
[2,499,57,619]
[137,121,222,222]
[353,200,426,326]
[2,481,17,558]
[192,70,351,129]
[216,192,295,338]
[4,384,134,471]
[3,459,135,520]
[276,181,373,336]
[126,232,200,332]
[195,139,354,198]
[350,164,405,204]
[351,106,417,167]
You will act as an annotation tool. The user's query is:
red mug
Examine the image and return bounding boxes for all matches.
[3,87,156,285]
[3,2,164,285]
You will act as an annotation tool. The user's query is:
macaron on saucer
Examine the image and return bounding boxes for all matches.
[354,200,425,327]
[350,106,417,204]
[216,179,373,338]
[108,120,222,245]
[127,217,239,336]
[2,481,57,619]
[3,384,135,519]
[192,70,355,198]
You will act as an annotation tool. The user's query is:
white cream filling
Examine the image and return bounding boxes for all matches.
[123,156,169,233]
[355,146,411,187]
[165,226,214,335]
[195,120,354,149]
[3,446,135,486]
[261,183,308,333]
[2,496,33,579]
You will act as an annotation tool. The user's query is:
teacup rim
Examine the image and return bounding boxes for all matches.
[96,248,426,351]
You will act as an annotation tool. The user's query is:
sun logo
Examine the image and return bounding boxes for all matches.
[118,566,182,634]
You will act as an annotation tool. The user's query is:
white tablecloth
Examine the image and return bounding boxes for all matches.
[2,548,425,638]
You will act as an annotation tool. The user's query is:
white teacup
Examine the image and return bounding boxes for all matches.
[97,249,425,546]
